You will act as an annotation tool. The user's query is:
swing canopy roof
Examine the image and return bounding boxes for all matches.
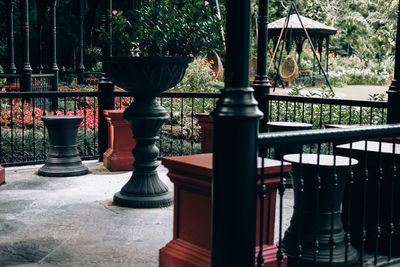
[268,14,337,38]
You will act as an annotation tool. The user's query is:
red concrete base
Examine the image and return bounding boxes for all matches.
[103,110,135,171]
[159,153,290,267]
[0,165,5,185]
[195,113,213,153]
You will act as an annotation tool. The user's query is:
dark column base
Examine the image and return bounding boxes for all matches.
[114,191,173,208]
[38,161,88,177]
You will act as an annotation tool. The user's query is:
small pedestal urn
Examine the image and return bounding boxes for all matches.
[282,154,359,267]
[38,116,88,177]
[102,56,192,208]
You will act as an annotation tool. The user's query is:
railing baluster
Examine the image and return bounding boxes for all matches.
[370,107,373,125]
[374,138,383,265]
[302,102,305,123]
[191,98,194,155]
[22,98,25,163]
[310,103,314,126]
[84,107,87,156]
[257,148,266,267]
[180,97,184,155]
[32,98,36,161]
[159,97,164,156]
[359,106,363,125]
[388,136,397,261]
[329,104,332,124]
[285,101,289,121]
[360,140,369,266]
[93,97,97,156]
[10,99,14,163]
[170,97,173,155]
[64,96,67,115]
[293,101,297,122]
[344,141,354,267]
[313,143,322,266]
[297,145,304,267]
[277,100,281,121]
[349,106,352,124]
[319,103,323,129]
[339,105,342,125]
[277,155,286,267]
[329,147,338,266]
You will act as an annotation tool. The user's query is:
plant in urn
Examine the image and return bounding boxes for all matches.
[102,1,222,208]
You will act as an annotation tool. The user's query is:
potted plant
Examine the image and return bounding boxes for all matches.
[102,0,223,208]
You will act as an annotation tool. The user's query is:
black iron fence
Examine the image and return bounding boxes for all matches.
[0,89,219,166]
[267,95,388,128]
[0,88,393,167]
[255,124,400,267]
[0,74,21,92]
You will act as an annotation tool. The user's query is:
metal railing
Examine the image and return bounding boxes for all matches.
[267,94,388,128]
[254,124,400,266]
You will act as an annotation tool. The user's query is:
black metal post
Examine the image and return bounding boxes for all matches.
[35,1,44,73]
[49,0,59,92]
[98,77,115,162]
[5,0,17,77]
[20,0,32,92]
[387,2,400,124]
[211,0,262,266]
[325,36,329,74]
[77,0,86,84]
[97,0,114,162]
[252,0,271,132]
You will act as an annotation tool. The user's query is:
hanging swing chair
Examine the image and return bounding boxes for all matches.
[280,55,298,83]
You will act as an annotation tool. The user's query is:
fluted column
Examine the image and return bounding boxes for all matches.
[77,0,86,84]
[5,0,17,76]
[20,0,32,92]
[252,0,271,132]
[211,0,262,266]
[387,2,400,123]
[49,0,59,91]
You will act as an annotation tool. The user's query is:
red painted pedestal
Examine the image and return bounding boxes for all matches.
[159,153,290,267]
[103,110,136,171]
[195,113,213,153]
[0,165,4,185]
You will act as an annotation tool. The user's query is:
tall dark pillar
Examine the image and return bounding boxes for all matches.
[252,0,271,132]
[387,2,400,124]
[77,0,86,84]
[98,0,114,163]
[5,0,17,76]
[325,36,329,74]
[211,0,262,266]
[49,0,59,91]
[20,0,32,92]
[35,1,45,73]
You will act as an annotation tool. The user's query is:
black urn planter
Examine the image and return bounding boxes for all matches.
[39,116,88,177]
[102,56,192,208]
[282,154,359,267]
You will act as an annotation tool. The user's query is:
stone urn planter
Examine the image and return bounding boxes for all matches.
[102,56,192,208]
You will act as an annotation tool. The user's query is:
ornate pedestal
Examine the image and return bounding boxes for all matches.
[38,116,88,177]
[159,153,290,267]
[103,110,135,171]
[282,154,359,267]
[195,113,214,153]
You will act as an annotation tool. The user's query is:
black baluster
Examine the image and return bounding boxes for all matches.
[32,98,36,161]
[329,148,338,266]
[285,101,288,121]
[374,139,383,265]
[293,101,297,122]
[64,97,67,115]
[339,105,342,125]
[257,148,266,267]
[180,98,184,155]
[84,107,87,156]
[369,107,373,125]
[328,104,332,124]
[359,107,363,125]
[21,98,25,162]
[344,141,354,266]
[349,106,352,124]
[170,97,173,155]
[10,100,14,163]
[190,98,194,154]
[319,103,323,129]
[313,143,322,267]
[277,158,287,267]
[277,100,281,121]
[159,97,164,156]
[93,97,97,156]
[360,141,369,265]
[302,102,305,123]
[296,146,304,267]
[310,104,314,126]
[388,136,397,261]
